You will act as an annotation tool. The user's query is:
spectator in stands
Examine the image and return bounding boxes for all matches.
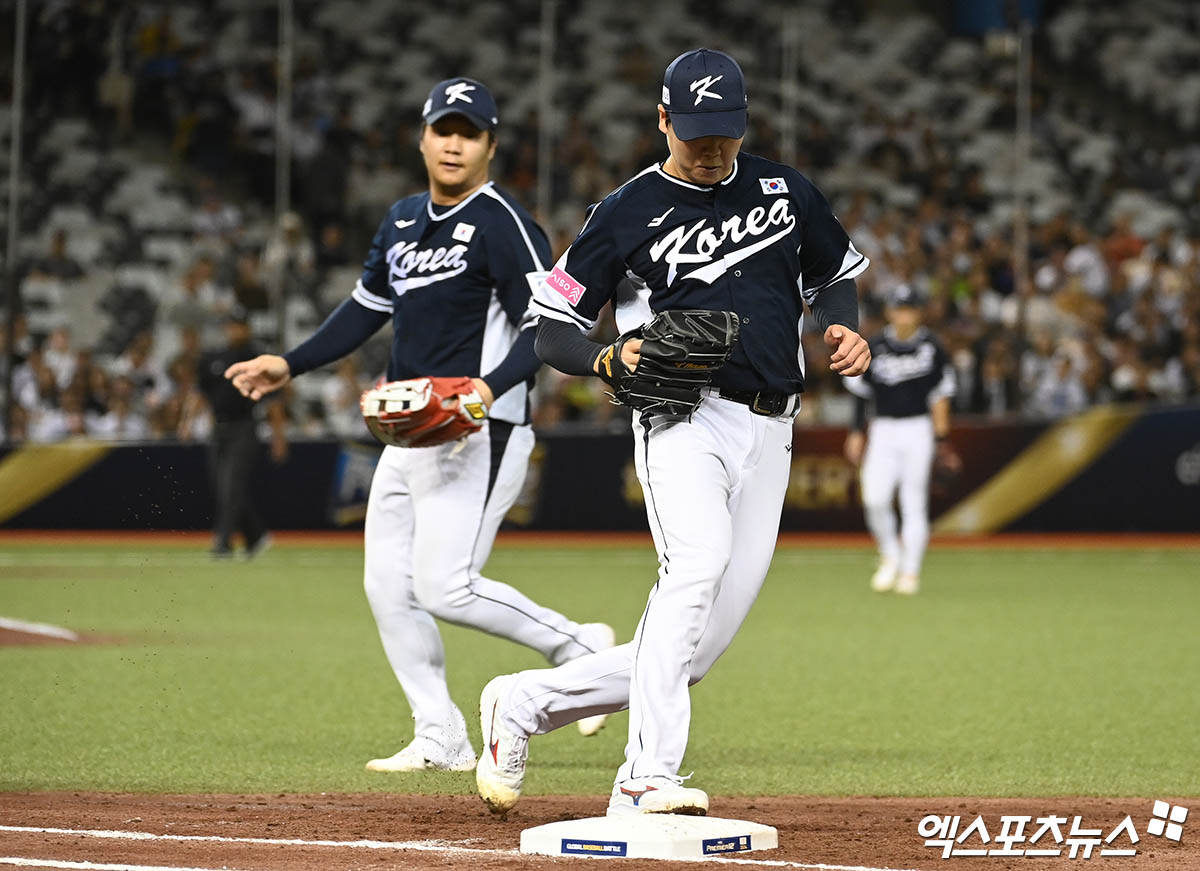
[7,2,1200,431]
[110,331,167,412]
[232,250,270,310]
[1102,214,1145,272]
[23,357,64,442]
[971,335,1021,416]
[0,404,29,444]
[58,383,89,439]
[153,355,210,442]
[1028,352,1089,418]
[320,357,370,440]
[184,71,239,176]
[133,9,183,140]
[314,223,351,271]
[87,376,150,441]
[261,211,317,309]
[27,230,84,281]
[301,106,358,229]
[1064,222,1109,297]
[165,256,236,347]
[74,352,110,417]
[12,347,46,412]
[348,129,414,228]
[230,65,277,204]
[191,178,243,241]
[42,327,78,391]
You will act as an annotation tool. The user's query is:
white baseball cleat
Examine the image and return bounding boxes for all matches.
[894,572,920,595]
[476,674,529,816]
[607,775,709,817]
[870,558,899,592]
[365,733,476,772]
[575,623,617,736]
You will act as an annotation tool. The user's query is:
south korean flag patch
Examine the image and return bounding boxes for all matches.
[759,177,788,195]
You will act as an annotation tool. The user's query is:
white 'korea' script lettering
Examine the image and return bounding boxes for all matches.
[872,345,935,385]
[648,198,797,285]
[387,241,469,296]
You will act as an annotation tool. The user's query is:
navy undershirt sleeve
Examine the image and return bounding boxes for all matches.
[282,299,390,377]
[480,327,540,398]
[534,317,606,377]
[809,278,860,333]
[852,395,869,431]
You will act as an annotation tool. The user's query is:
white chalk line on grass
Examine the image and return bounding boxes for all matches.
[0,825,927,871]
[0,859,250,871]
[0,617,78,641]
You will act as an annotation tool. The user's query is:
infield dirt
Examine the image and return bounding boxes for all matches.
[1,792,1196,870]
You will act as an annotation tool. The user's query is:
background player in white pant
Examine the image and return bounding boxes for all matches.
[843,285,957,595]
[226,77,613,773]
[475,49,871,817]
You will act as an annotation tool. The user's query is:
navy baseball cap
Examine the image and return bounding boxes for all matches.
[422,77,498,131]
[887,284,923,308]
[661,49,747,141]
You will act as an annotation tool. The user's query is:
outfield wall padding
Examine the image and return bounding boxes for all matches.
[1,404,1196,532]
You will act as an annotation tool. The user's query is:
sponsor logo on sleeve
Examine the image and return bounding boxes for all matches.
[545,266,587,306]
[759,177,789,194]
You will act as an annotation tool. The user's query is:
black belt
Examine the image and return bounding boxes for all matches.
[718,388,792,416]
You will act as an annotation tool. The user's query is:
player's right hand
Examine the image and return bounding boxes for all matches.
[225,354,292,401]
[843,430,865,466]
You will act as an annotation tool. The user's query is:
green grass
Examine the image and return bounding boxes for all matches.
[1,540,1197,797]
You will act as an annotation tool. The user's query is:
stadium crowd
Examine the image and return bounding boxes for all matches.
[2,0,1198,444]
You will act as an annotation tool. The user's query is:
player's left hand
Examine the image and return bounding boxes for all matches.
[824,326,870,376]
[470,378,495,408]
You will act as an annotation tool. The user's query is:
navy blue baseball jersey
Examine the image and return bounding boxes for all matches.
[844,327,955,417]
[350,182,550,423]
[528,153,868,394]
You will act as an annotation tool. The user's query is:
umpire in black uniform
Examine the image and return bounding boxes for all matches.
[197,306,286,557]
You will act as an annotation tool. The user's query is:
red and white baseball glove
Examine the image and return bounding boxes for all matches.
[360,376,488,448]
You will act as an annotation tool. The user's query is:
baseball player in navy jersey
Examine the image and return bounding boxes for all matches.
[843,285,956,595]
[476,49,871,818]
[226,77,614,773]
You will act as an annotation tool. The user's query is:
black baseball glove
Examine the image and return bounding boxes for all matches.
[595,309,740,417]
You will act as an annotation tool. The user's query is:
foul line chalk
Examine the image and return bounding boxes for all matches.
[0,617,78,641]
[0,859,250,871]
[0,825,926,871]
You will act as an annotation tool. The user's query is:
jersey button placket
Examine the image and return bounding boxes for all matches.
[714,189,738,315]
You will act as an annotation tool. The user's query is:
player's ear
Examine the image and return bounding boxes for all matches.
[418,123,427,154]
[487,129,497,160]
[657,105,669,136]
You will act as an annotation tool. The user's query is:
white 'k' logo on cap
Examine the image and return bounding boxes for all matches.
[690,75,723,106]
[445,82,476,104]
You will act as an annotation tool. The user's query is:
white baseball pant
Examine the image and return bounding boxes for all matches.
[363,420,601,740]
[860,415,935,576]
[498,393,796,783]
